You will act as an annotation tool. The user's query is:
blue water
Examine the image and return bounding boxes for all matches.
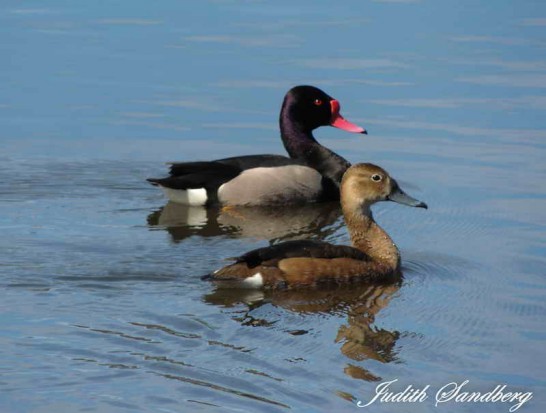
[1,1,545,412]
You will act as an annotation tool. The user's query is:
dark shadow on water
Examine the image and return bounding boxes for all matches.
[147,201,343,242]
[203,281,402,382]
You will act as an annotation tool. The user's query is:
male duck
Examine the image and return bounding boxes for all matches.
[147,85,366,206]
[203,163,427,289]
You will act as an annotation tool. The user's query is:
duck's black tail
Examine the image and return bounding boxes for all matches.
[147,161,241,190]
[200,273,214,281]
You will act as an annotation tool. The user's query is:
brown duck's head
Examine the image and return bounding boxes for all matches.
[341,163,428,211]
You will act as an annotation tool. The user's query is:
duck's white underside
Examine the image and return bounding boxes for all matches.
[159,165,323,206]
[210,271,264,289]
[242,272,264,288]
[160,187,208,206]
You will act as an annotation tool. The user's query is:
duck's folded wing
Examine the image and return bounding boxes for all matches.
[167,161,240,177]
[148,160,241,190]
[148,155,301,190]
[167,155,301,177]
[234,240,369,268]
[216,154,305,170]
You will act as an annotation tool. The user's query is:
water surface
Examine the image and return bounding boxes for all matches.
[1,1,545,412]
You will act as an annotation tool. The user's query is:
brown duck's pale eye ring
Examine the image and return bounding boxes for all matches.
[314,99,323,106]
[371,174,382,182]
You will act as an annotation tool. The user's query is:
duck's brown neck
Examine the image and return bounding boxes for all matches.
[342,201,400,271]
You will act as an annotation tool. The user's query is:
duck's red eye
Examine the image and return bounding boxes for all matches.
[314,99,322,106]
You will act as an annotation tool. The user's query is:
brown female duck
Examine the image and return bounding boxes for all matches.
[203,163,427,289]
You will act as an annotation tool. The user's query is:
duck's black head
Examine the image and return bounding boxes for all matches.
[280,85,366,134]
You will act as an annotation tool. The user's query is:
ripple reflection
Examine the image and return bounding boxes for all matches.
[204,281,402,383]
[147,201,343,242]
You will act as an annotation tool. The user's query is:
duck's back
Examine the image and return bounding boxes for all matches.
[203,239,384,289]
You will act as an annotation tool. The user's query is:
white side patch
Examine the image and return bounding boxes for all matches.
[160,187,208,206]
[242,272,264,288]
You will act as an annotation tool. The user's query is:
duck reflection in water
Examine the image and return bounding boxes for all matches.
[147,201,343,243]
[204,281,401,383]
